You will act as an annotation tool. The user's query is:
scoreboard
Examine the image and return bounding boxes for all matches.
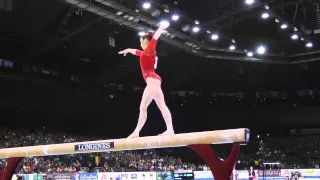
[173,170,194,180]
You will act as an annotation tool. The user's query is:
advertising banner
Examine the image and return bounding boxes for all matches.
[156,171,173,180]
[13,170,320,180]
[53,173,72,180]
[73,173,98,180]
[11,174,44,180]
[194,170,260,180]
[98,172,156,180]
[193,171,212,180]
[173,170,194,180]
[281,169,320,178]
[194,169,320,180]
[74,142,114,152]
[257,169,281,177]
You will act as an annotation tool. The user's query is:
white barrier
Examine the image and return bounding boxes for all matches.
[12,169,320,180]
[12,172,156,180]
[98,172,157,180]
[194,169,320,180]
[281,169,320,177]
[12,174,45,180]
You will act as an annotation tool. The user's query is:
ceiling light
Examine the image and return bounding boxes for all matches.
[294,27,298,31]
[264,5,270,10]
[159,20,170,27]
[142,2,151,9]
[275,19,279,23]
[257,45,266,54]
[138,32,145,36]
[261,13,270,19]
[231,39,236,43]
[195,20,200,25]
[245,0,255,5]
[291,34,298,40]
[229,45,236,50]
[247,52,254,57]
[172,14,179,21]
[211,34,219,40]
[206,30,211,34]
[306,42,313,48]
[280,24,287,29]
[192,26,200,33]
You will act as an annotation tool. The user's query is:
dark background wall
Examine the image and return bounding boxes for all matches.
[0,73,319,139]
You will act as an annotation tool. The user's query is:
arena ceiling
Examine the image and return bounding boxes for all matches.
[1,0,320,61]
[58,0,320,64]
[0,0,320,88]
[96,0,320,63]
[1,0,320,131]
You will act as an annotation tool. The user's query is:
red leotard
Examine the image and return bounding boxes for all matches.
[135,38,162,83]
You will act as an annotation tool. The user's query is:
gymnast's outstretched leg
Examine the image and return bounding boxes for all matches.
[128,79,154,138]
[153,80,174,136]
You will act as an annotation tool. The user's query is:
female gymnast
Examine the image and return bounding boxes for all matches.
[118,23,174,138]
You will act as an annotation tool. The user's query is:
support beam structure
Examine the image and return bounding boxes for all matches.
[61,0,288,63]
[0,128,249,158]
[201,0,277,28]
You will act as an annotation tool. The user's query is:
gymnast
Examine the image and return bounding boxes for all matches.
[119,23,174,138]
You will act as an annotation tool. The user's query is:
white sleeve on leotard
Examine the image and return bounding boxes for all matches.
[154,56,158,69]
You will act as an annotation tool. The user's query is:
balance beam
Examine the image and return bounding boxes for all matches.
[0,128,249,158]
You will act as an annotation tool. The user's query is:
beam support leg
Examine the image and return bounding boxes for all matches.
[188,144,240,180]
[0,157,23,180]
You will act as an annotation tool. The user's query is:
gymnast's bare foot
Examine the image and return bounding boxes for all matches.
[158,130,175,136]
[127,132,139,138]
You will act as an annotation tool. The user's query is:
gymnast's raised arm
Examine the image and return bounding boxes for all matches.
[153,23,169,40]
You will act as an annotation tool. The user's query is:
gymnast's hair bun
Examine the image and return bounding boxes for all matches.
[146,32,154,37]
[141,31,154,41]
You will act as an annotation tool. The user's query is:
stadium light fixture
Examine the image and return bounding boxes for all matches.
[172,14,179,21]
[142,2,151,9]
[192,26,200,33]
